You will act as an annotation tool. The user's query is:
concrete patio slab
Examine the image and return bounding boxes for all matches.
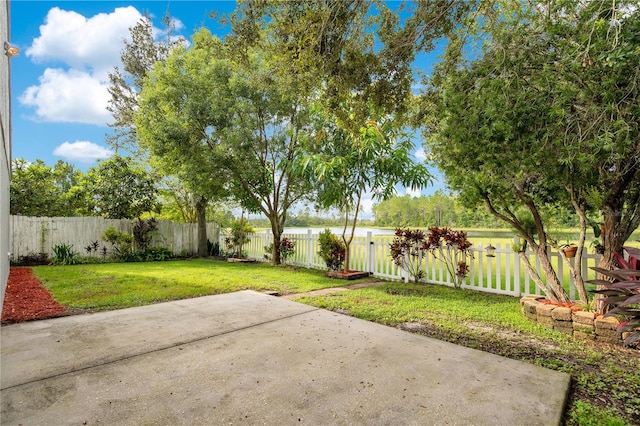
[1,291,570,425]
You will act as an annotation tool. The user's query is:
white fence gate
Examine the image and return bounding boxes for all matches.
[10,216,220,260]
[237,230,602,301]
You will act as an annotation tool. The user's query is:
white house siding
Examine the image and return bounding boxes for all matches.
[0,0,13,310]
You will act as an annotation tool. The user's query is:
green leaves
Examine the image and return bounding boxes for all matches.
[81,156,159,220]
[10,159,83,217]
[590,251,640,346]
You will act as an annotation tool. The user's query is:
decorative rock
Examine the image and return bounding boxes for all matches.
[551,307,572,321]
[595,328,621,342]
[536,303,556,317]
[553,324,573,335]
[523,300,539,315]
[595,316,619,331]
[573,330,595,341]
[595,334,622,345]
[552,318,571,328]
[537,316,555,327]
[572,311,595,326]
[536,304,555,326]
[572,322,595,332]
[519,297,624,347]
[519,296,539,307]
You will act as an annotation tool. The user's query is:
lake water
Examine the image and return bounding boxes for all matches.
[278,227,575,239]
[254,226,639,245]
[282,227,395,237]
[250,226,639,252]
[278,227,640,244]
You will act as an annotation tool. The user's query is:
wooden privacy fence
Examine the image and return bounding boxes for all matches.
[238,230,602,301]
[10,216,220,260]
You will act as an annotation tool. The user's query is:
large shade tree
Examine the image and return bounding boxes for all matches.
[107,13,182,154]
[10,159,83,217]
[76,155,160,220]
[226,0,471,125]
[134,31,230,255]
[108,15,221,255]
[230,0,466,269]
[554,1,640,269]
[136,29,312,264]
[548,0,640,310]
[421,0,640,304]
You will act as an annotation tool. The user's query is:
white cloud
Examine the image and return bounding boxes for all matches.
[20,6,154,126]
[53,141,113,163]
[20,68,112,125]
[26,6,143,76]
[165,17,185,33]
[411,82,425,93]
[405,187,422,198]
[414,148,427,161]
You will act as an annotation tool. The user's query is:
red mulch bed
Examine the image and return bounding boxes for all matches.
[2,267,67,324]
[537,297,583,313]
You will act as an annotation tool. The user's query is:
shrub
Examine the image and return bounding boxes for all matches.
[227,218,254,258]
[144,247,173,261]
[591,247,640,347]
[121,247,174,262]
[280,237,295,263]
[265,237,296,263]
[208,239,221,256]
[318,229,346,271]
[11,252,49,266]
[390,227,472,287]
[102,226,134,258]
[390,228,428,283]
[84,241,100,256]
[427,227,472,288]
[52,243,78,265]
[133,218,159,250]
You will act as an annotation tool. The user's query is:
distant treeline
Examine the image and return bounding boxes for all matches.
[257,191,580,230]
[372,192,579,229]
[249,208,375,229]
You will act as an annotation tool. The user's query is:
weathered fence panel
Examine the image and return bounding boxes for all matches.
[9,216,220,260]
[239,230,601,301]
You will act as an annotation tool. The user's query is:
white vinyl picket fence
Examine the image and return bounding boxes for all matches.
[10,216,220,260]
[236,230,602,301]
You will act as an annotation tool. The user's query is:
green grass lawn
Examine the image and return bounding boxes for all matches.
[31,258,377,311]
[31,260,640,425]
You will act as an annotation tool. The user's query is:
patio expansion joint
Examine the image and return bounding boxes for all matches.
[1,306,320,392]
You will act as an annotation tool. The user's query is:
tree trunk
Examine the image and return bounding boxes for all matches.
[537,245,570,303]
[566,195,589,304]
[270,217,283,265]
[341,192,361,273]
[482,193,569,302]
[343,239,351,273]
[196,196,208,257]
[594,211,627,312]
[518,246,570,304]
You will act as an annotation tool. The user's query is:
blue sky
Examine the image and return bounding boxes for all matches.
[10,1,237,167]
[9,0,446,216]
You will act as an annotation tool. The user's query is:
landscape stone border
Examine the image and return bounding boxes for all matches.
[519,296,624,345]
